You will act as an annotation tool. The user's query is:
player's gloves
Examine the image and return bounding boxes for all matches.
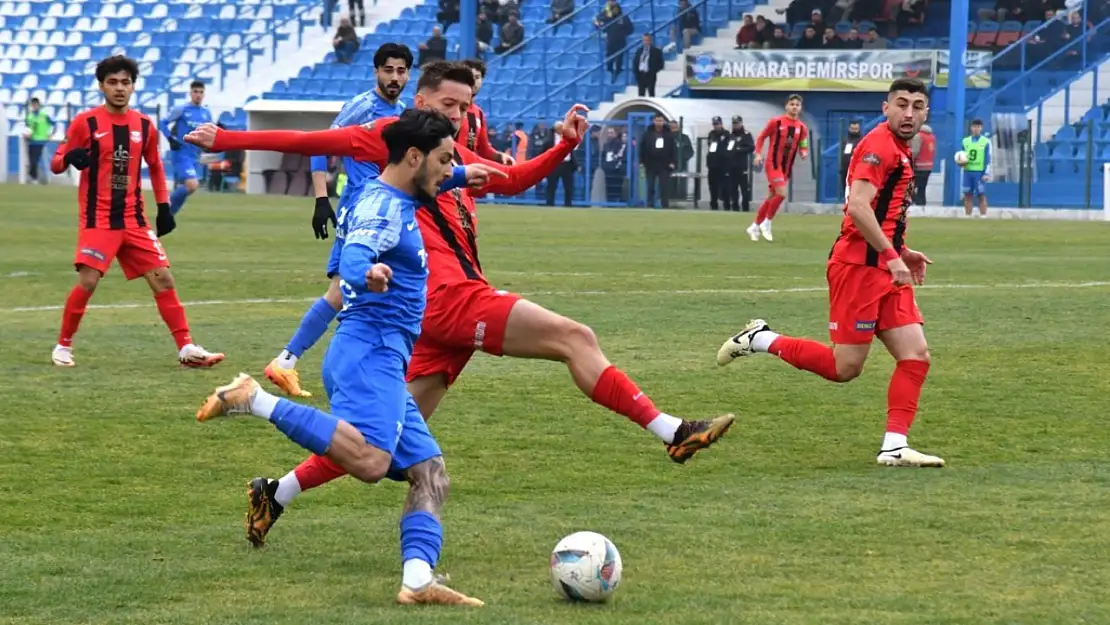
[64,148,91,170]
[312,196,336,240]
[156,202,176,237]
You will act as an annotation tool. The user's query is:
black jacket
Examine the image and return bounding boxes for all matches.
[706,129,731,169]
[639,127,676,170]
[728,127,755,170]
[633,45,664,78]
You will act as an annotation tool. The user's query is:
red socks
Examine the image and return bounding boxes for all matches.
[294,454,347,490]
[58,285,93,347]
[589,365,661,428]
[767,195,785,219]
[886,359,930,435]
[754,195,785,224]
[769,336,840,381]
[154,289,192,349]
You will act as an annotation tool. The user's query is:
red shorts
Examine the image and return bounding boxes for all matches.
[766,167,788,191]
[74,227,170,280]
[406,281,522,386]
[826,261,923,345]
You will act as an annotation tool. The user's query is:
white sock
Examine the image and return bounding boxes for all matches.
[276,349,297,369]
[882,432,908,451]
[646,412,683,443]
[274,471,301,507]
[750,330,780,353]
[402,559,434,590]
[249,388,279,420]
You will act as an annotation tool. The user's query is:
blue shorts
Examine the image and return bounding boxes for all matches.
[320,329,441,480]
[961,171,986,196]
[171,152,199,183]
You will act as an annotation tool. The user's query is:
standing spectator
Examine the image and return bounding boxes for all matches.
[639,113,676,208]
[548,0,575,30]
[496,12,525,53]
[597,2,632,81]
[727,115,754,212]
[544,121,577,206]
[670,120,693,198]
[23,97,53,184]
[838,119,862,198]
[437,0,460,29]
[600,126,626,203]
[705,116,732,210]
[477,12,494,51]
[333,16,361,64]
[480,0,500,23]
[348,0,365,27]
[862,29,888,48]
[418,26,448,65]
[322,0,337,28]
[673,0,702,49]
[634,34,664,97]
[910,123,935,205]
[978,0,1024,22]
[808,9,824,31]
[736,15,757,48]
[829,0,858,24]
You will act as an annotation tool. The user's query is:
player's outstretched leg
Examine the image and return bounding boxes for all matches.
[244,455,346,547]
[395,457,483,607]
[501,299,735,464]
[718,319,844,381]
[264,277,343,397]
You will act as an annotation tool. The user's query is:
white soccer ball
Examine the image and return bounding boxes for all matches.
[549,531,623,602]
[954,150,969,166]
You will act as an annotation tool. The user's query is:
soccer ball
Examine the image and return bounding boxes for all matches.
[954,150,969,166]
[549,531,623,602]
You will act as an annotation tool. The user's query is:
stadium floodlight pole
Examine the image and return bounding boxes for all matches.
[459,0,477,60]
[946,0,969,206]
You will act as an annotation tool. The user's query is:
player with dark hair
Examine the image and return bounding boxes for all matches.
[266,42,415,398]
[196,108,484,608]
[456,58,513,165]
[718,78,943,468]
[747,93,809,242]
[160,79,212,215]
[48,55,223,368]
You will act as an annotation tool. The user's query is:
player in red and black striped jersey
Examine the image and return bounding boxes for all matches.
[747,94,809,242]
[457,58,513,165]
[718,78,945,468]
[48,55,224,369]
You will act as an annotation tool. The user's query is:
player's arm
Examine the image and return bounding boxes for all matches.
[142,124,171,205]
[161,105,185,149]
[753,121,772,163]
[982,141,992,180]
[473,111,509,164]
[204,124,389,167]
[458,138,578,196]
[51,116,90,173]
[309,103,359,198]
[798,125,810,159]
[338,198,403,294]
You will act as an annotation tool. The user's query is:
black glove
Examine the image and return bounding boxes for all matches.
[312,196,336,240]
[156,202,176,237]
[64,148,91,170]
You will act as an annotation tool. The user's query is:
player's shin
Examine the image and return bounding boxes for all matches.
[400,457,448,590]
[284,454,347,498]
[169,185,189,215]
[58,284,94,348]
[884,359,930,449]
[280,296,340,367]
[766,195,785,220]
[767,335,840,382]
[153,289,193,349]
[589,365,682,442]
[265,397,341,456]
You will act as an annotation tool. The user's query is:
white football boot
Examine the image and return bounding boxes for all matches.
[745,222,760,241]
[179,343,226,368]
[876,446,946,468]
[759,220,774,241]
[51,345,75,367]
[716,319,771,366]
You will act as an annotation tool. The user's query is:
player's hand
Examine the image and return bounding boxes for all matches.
[156,202,176,237]
[312,196,336,240]
[500,153,516,166]
[887,257,913,286]
[753,153,763,167]
[464,163,509,189]
[366,263,393,293]
[64,148,91,170]
[560,104,591,141]
[184,123,220,150]
[982,174,991,183]
[901,248,932,286]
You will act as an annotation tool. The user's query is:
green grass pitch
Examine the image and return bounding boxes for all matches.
[1,184,1109,625]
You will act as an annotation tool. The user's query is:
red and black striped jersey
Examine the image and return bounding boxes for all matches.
[457,103,509,164]
[51,106,169,230]
[830,123,914,270]
[755,115,809,174]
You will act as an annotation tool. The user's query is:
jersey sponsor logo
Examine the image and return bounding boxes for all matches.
[79,247,106,261]
[112,145,131,190]
[862,152,881,166]
[855,320,877,331]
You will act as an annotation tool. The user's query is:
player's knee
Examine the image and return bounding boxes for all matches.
[561,320,600,359]
[348,454,391,484]
[324,280,343,310]
[146,268,175,292]
[835,360,865,382]
[77,271,100,292]
[184,179,199,193]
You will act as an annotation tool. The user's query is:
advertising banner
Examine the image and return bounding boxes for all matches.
[686,49,936,91]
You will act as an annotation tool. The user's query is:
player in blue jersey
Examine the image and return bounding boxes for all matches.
[195,109,483,607]
[160,80,213,216]
[266,42,414,398]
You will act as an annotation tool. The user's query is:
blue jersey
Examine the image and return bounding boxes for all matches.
[336,178,427,348]
[310,89,406,210]
[161,103,213,160]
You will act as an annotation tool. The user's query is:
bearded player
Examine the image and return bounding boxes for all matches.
[186,64,733,548]
[718,78,943,468]
[265,42,413,398]
[49,55,224,369]
[747,94,808,242]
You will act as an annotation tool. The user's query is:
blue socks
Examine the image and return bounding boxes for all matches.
[286,297,339,358]
[169,185,189,215]
[270,399,339,456]
[400,511,443,569]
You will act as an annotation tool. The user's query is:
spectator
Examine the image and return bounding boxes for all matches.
[600,126,627,203]
[705,116,731,210]
[822,26,842,47]
[543,122,577,206]
[438,0,460,29]
[548,0,575,30]
[752,16,772,47]
[418,26,448,65]
[910,123,935,205]
[896,0,926,33]
[477,12,494,51]
[768,26,791,48]
[597,1,632,81]
[829,0,857,24]
[673,0,702,49]
[838,119,862,198]
[510,123,529,163]
[796,25,823,48]
[808,8,824,31]
[23,97,53,184]
[529,121,549,158]
[639,113,676,208]
[332,16,360,63]
[669,120,694,197]
[496,12,525,53]
[736,15,757,48]
[840,26,864,48]
[778,0,817,29]
[633,33,665,96]
[348,0,365,26]
[480,0,500,23]
[727,115,754,212]
[500,0,522,23]
[861,28,888,48]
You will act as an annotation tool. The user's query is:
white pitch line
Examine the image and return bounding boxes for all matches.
[3,281,1109,314]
